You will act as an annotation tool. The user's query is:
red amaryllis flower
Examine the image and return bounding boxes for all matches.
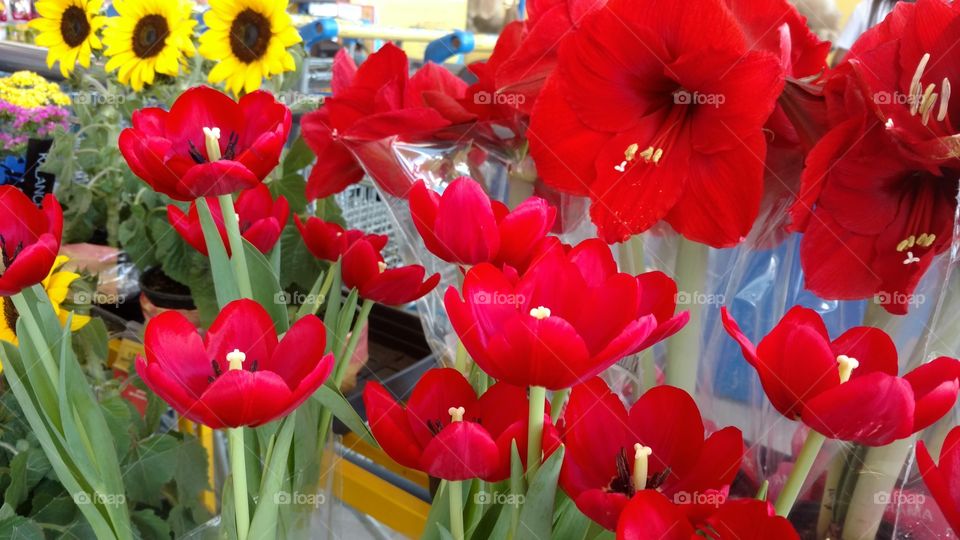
[119,86,291,201]
[721,306,960,445]
[409,177,556,267]
[363,368,559,481]
[135,299,334,428]
[0,188,63,296]
[301,45,468,201]
[445,239,686,389]
[528,0,785,246]
[917,426,960,535]
[293,215,387,263]
[616,491,798,540]
[167,184,289,256]
[790,0,960,314]
[341,236,440,305]
[560,378,743,530]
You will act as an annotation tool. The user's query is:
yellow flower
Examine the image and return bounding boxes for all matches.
[0,71,71,108]
[198,0,301,95]
[102,0,197,91]
[0,256,91,347]
[30,0,107,78]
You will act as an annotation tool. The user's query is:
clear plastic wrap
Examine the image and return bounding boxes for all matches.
[334,129,960,539]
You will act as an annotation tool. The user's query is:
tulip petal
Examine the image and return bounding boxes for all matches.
[420,422,499,481]
[363,381,423,470]
[629,385,705,479]
[143,310,211,396]
[903,357,960,432]
[616,490,696,540]
[802,372,914,445]
[830,326,899,376]
[204,299,278,374]
[405,368,478,448]
[198,369,293,428]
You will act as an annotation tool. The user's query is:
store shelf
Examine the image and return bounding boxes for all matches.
[0,41,62,80]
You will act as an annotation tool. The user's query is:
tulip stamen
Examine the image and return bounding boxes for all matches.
[632,444,653,492]
[837,355,860,383]
[222,132,240,160]
[187,141,206,163]
[226,348,246,371]
[909,53,931,116]
[529,306,552,320]
[448,406,466,423]
[0,235,23,273]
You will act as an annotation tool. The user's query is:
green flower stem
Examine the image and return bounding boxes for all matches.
[526,386,547,479]
[228,427,250,540]
[454,340,468,373]
[448,480,465,540]
[218,194,253,300]
[10,292,58,380]
[665,238,708,395]
[774,429,826,517]
[295,266,336,320]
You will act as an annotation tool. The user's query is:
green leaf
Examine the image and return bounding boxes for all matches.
[248,415,296,540]
[310,383,377,448]
[281,136,315,176]
[0,516,44,540]
[131,509,170,540]
[278,223,324,290]
[175,436,211,515]
[421,481,451,540]
[196,198,240,307]
[99,395,134,459]
[122,434,178,505]
[242,239,288,332]
[487,442,525,540]
[517,446,565,540]
[550,492,592,540]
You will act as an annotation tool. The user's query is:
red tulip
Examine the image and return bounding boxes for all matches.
[408,177,556,268]
[528,0,787,246]
[917,426,960,535]
[135,299,333,428]
[445,239,686,390]
[293,215,387,263]
[301,45,467,200]
[560,378,743,530]
[119,86,291,201]
[167,185,289,256]
[341,236,439,305]
[721,306,960,445]
[363,368,559,481]
[790,0,960,314]
[0,188,63,296]
[616,491,799,540]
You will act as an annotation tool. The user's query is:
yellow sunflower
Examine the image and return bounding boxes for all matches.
[102,0,197,91]
[0,256,91,347]
[198,0,301,95]
[30,0,107,78]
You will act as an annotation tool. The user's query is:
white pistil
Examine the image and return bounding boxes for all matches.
[448,406,465,423]
[632,444,653,492]
[529,306,551,320]
[226,348,246,371]
[939,78,951,122]
[837,355,859,383]
[203,126,222,161]
[903,251,921,265]
[885,118,895,129]
[377,261,387,273]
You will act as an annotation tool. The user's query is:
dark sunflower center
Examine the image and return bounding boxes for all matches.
[2,297,19,336]
[229,9,271,63]
[132,14,169,59]
[60,5,91,48]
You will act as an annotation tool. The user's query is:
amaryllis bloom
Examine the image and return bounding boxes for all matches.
[722,306,960,445]
[528,0,785,246]
[294,215,387,262]
[791,0,960,314]
[616,491,798,540]
[363,368,559,481]
[167,184,289,256]
[409,177,556,267]
[119,86,291,201]
[444,239,686,390]
[560,379,743,530]
[0,188,63,296]
[301,45,468,200]
[917,426,960,535]
[135,299,333,428]
[341,236,440,306]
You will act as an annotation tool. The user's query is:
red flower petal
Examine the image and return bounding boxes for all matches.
[204,299,278,374]
[420,422,500,481]
[363,381,423,470]
[802,372,914,445]
[404,368,478,448]
[616,490,695,540]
